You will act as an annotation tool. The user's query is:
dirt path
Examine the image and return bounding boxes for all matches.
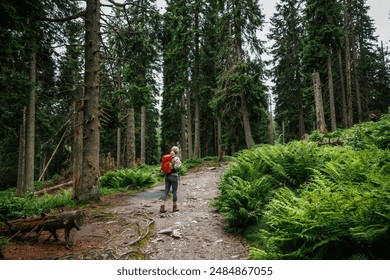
[1,162,249,260]
[140,162,248,260]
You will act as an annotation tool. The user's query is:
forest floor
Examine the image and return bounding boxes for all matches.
[1,162,249,260]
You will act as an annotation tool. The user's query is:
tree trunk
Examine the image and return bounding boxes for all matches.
[297,73,305,139]
[185,90,193,158]
[116,79,122,169]
[338,48,348,128]
[344,0,353,127]
[235,29,255,148]
[126,108,136,168]
[268,94,275,144]
[180,95,187,161]
[24,51,37,192]
[140,106,146,164]
[193,4,201,158]
[327,54,337,131]
[116,119,121,168]
[298,100,305,139]
[234,5,255,149]
[76,0,101,202]
[313,72,327,134]
[351,30,362,122]
[72,91,84,201]
[240,94,255,148]
[17,107,27,196]
[194,96,200,157]
[217,118,223,161]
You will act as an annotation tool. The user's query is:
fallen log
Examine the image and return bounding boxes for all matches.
[1,210,83,247]
[34,181,73,196]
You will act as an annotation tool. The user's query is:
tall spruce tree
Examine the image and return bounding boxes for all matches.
[100,0,160,167]
[347,0,388,119]
[213,0,267,150]
[73,0,101,202]
[269,0,305,141]
[0,0,30,189]
[302,0,343,133]
[370,42,390,114]
[0,0,85,191]
[161,0,192,156]
[199,0,220,156]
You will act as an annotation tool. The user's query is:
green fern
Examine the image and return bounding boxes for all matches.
[0,188,74,220]
[257,164,390,259]
[215,141,323,230]
[215,114,390,259]
[100,169,156,190]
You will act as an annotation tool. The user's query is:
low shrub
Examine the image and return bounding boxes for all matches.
[100,169,156,190]
[213,141,323,230]
[0,188,74,220]
[308,108,390,150]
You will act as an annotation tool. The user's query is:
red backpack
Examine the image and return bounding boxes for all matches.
[161,154,173,174]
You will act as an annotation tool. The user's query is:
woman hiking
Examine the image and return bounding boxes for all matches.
[160,146,182,213]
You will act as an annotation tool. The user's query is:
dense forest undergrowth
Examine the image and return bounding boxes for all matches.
[1,111,389,259]
[214,110,390,259]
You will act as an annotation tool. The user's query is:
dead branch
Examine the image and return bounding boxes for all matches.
[34,181,73,196]
[39,126,70,181]
[37,10,87,22]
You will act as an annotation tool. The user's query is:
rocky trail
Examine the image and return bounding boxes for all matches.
[2,162,249,260]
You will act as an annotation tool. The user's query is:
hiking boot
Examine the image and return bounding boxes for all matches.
[173,205,179,212]
[160,205,166,213]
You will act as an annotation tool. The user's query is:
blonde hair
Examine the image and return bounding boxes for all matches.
[171,146,179,155]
